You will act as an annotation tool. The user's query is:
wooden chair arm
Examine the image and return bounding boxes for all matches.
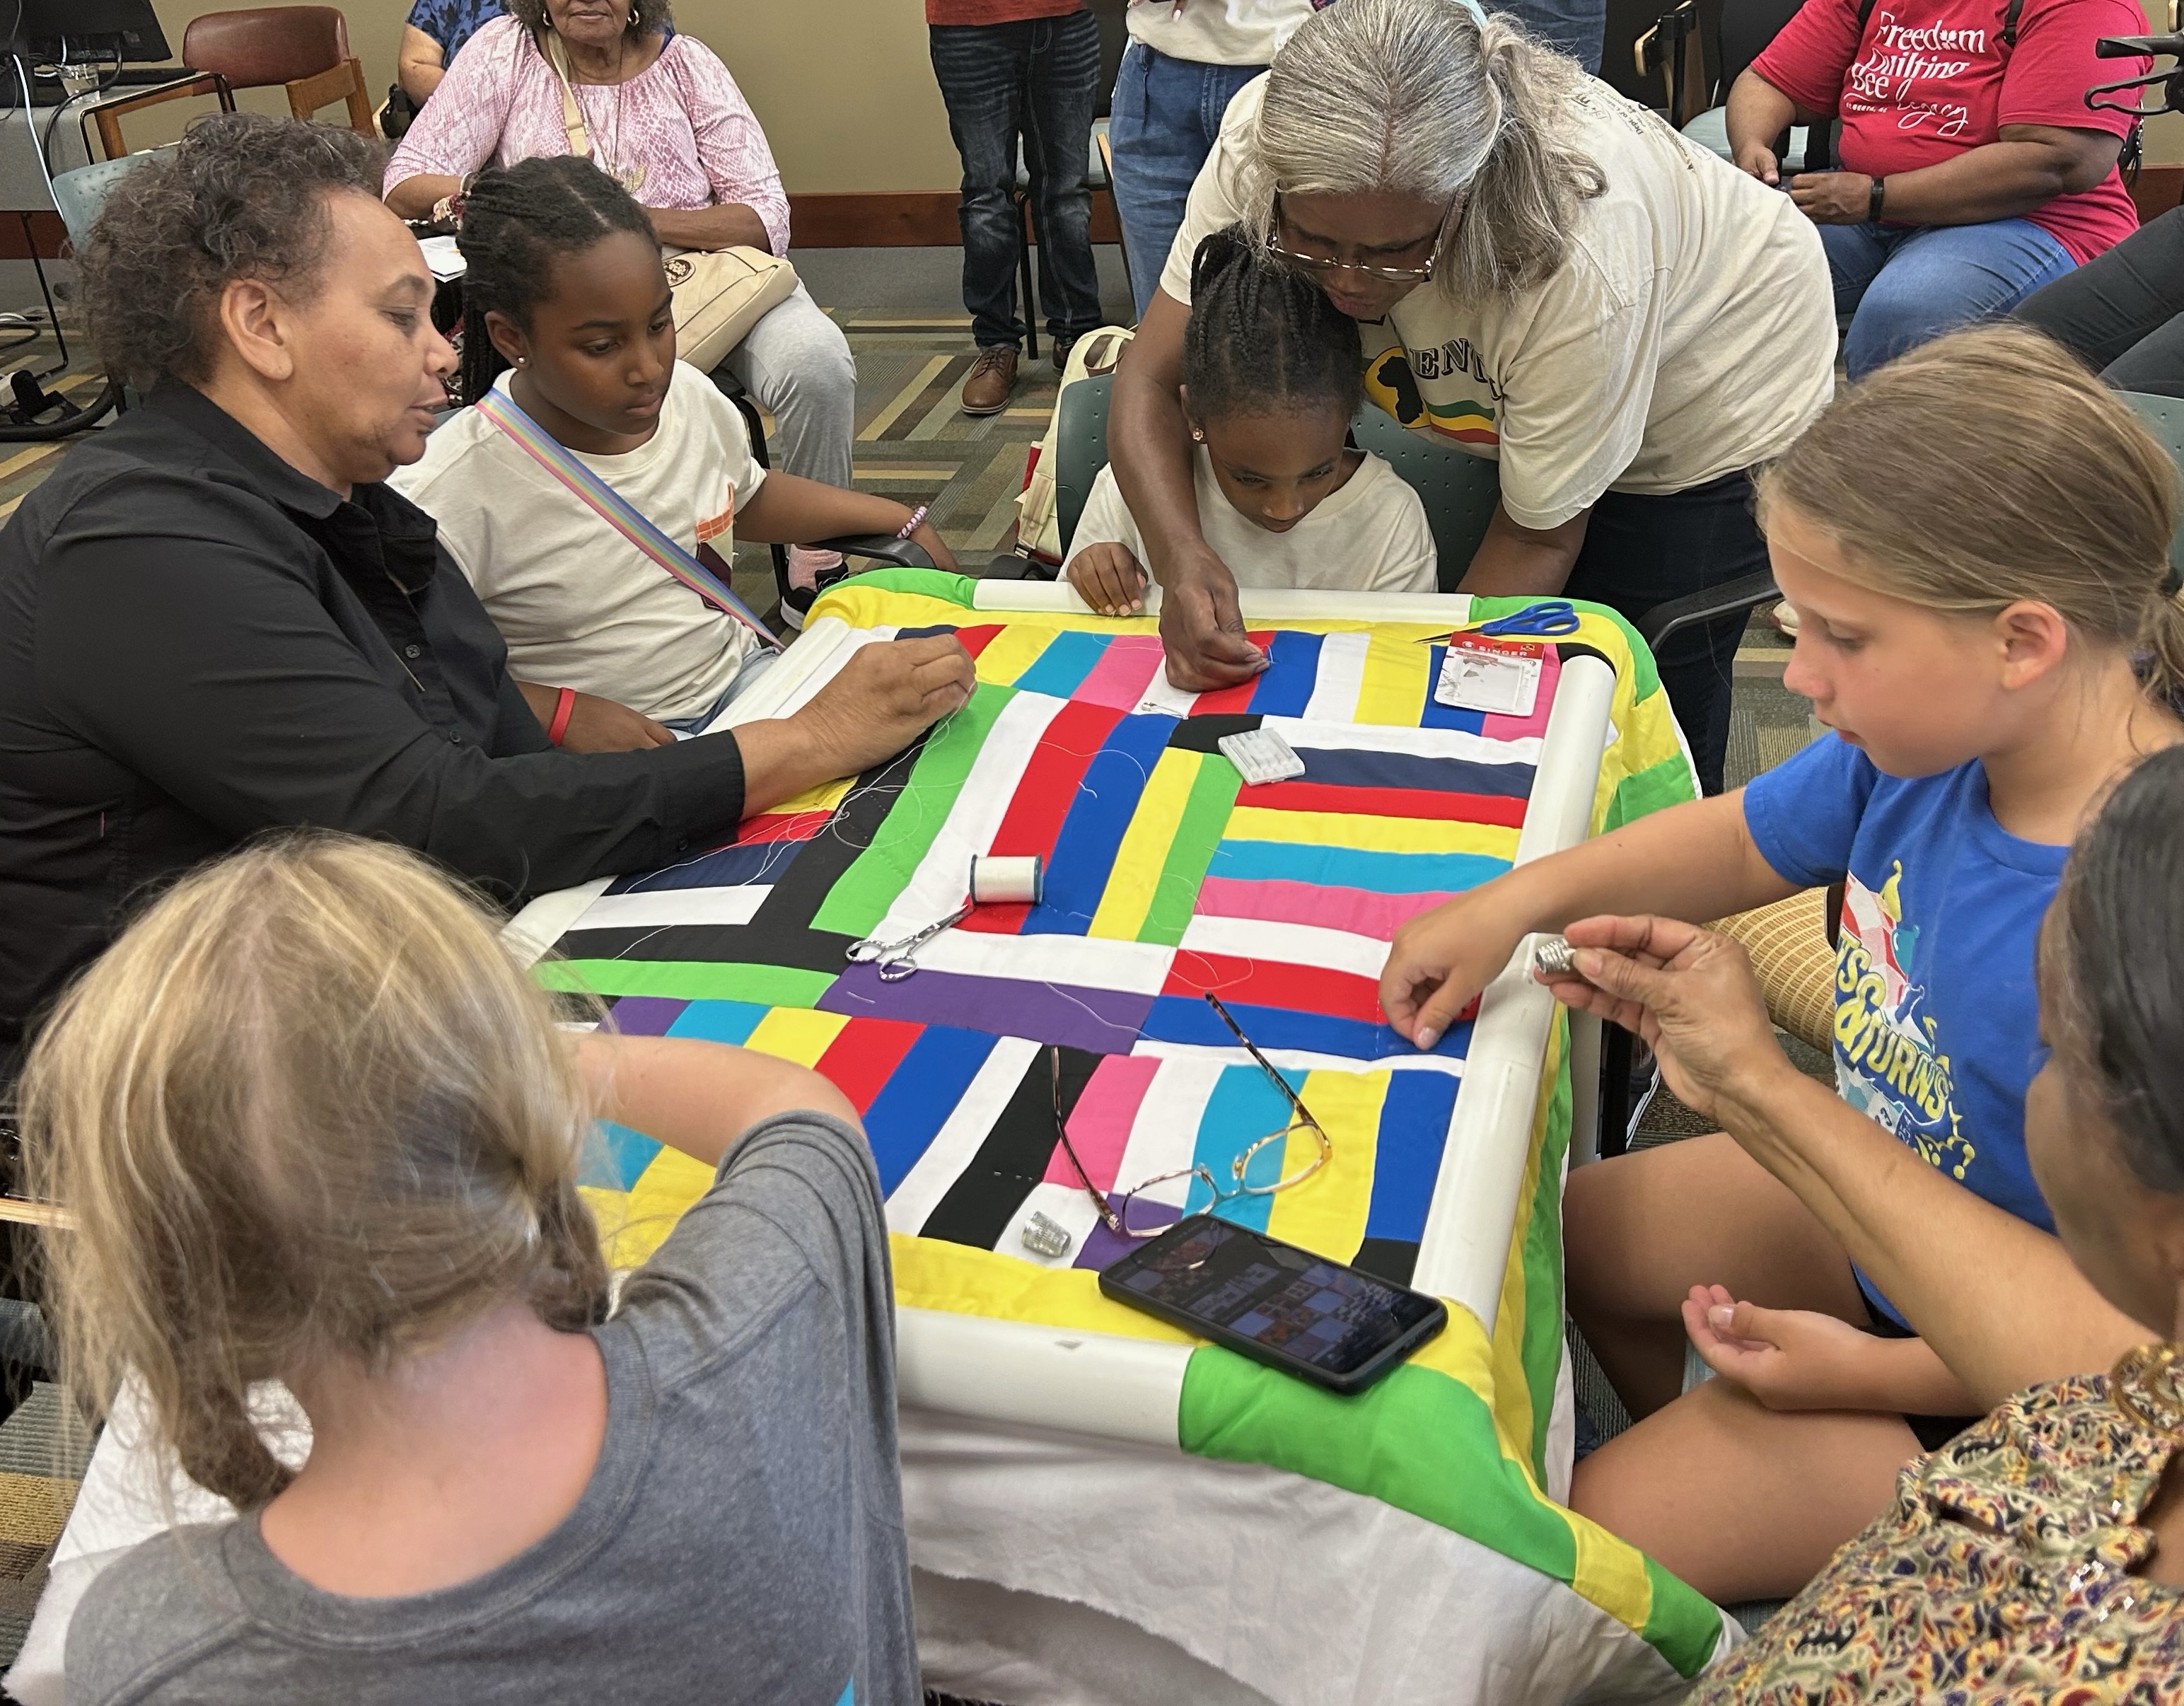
[84,72,230,161]
[286,57,375,135]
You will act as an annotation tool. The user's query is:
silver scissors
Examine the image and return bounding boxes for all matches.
[845,900,973,981]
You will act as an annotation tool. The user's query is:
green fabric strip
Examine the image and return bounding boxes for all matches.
[538,961,835,1008]
[1180,1349,1578,1586]
[1644,1555,1726,1678]
[1517,1031,1572,1483]
[835,566,977,606]
[811,683,1015,938]
[1603,753,1699,835]
[1137,754,1243,946]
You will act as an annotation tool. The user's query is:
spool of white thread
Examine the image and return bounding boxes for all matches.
[969,854,1044,905]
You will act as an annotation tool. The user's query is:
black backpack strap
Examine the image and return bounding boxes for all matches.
[1856,0,1879,35]
[2000,0,2025,45]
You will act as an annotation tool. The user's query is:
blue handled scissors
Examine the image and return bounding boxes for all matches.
[1415,598,1582,646]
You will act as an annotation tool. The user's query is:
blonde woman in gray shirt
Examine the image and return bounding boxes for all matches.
[21,833,916,1706]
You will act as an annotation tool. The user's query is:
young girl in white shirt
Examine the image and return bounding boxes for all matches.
[395,157,959,751]
[1065,227,1436,615]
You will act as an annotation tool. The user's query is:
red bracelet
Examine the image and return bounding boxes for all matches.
[547,686,577,746]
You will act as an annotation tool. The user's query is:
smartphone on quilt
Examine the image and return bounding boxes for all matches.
[1099,1215,1446,1395]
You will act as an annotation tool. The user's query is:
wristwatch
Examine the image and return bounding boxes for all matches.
[1868,175,1887,226]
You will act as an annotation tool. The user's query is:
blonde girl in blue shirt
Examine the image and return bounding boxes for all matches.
[1378,324,2184,1606]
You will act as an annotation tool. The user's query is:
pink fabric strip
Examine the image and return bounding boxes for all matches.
[1043,1053,1161,1191]
[1071,634,1168,712]
[1193,876,1456,942]
[1478,646,1562,743]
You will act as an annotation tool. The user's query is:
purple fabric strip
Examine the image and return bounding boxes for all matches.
[819,965,1152,1054]
[604,995,690,1037]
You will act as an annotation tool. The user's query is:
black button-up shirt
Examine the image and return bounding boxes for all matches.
[0,385,747,1080]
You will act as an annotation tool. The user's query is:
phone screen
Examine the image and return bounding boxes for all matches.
[1107,1217,1441,1379]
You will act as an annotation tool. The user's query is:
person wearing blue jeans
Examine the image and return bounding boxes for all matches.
[1108,0,1603,318]
[1824,219,2076,381]
[929,6,1106,414]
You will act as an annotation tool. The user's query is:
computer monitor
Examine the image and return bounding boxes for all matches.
[3,0,173,64]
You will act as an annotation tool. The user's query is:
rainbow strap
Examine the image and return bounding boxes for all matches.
[473,387,783,652]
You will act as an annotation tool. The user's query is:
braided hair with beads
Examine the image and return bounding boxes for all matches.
[453,154,659,407]
[1180,226,1364,426]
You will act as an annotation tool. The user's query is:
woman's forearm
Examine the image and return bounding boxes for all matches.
[1456,502,1590,596]
[1876,132,2121,226]
[647,203,772,253]
[1716,1057,2147,1409]
[387,173,460,221]
[1108,290,1214,586]
[1725,69,1800,178]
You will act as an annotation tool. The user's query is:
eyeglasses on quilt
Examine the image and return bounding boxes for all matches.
[1048,993,1332,1241]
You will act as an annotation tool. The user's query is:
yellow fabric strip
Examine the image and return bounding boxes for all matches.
[1225,805,1520,861]
[1263,1069,1386,1262]
[814,588,982,634]
[1087,748,1201,941]
[972,624,1054,688]
[892,1233,1198,1344]
[1353,632,1431,728]
[762,775,854,818]
[743,1006,852,1069]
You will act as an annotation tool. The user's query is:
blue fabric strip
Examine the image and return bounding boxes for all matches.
[1013,628,1110,700]
[1023,712,1180,936]
[1291,745,1536,799]
[1363,1069,1460,1243]
[1207,839,1510,895]
[861,1023,999,1195]
[1139,994,1471,1062]
[1245,630,1324,719]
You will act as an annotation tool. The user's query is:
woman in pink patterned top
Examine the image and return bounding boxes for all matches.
[385,0,856,625]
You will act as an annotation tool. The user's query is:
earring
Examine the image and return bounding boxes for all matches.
[1191,429,1204,441]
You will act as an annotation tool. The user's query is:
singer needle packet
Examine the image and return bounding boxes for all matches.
[1434,635,1543,719]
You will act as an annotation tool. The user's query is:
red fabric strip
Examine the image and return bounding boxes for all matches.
[815,1016,926,1114]
[1187,632,1279,719]
[960,698,1126,933]
[1235,781,1529,828]
[1161,949,1388,1024]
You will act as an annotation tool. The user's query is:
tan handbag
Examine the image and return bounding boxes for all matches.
[542,30,798,372]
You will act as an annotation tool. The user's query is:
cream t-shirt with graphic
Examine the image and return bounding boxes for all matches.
[1126,0,1322,68]
[1064,445,1437,592]
[393,360,765,723]
[1161,77,1837,530]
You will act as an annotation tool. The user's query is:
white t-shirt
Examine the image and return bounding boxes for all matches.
[1125,0,1320,66]
[392,361,765,722]
[1064,445,1436,593]
[1162,77,1837,529]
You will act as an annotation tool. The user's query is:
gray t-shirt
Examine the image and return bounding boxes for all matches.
[66,1113,917,1705]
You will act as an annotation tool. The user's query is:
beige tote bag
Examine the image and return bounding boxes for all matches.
[542,30,797,372]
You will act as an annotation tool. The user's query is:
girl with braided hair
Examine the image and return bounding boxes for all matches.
[395,156,960,747]
[1064,226,1436,616]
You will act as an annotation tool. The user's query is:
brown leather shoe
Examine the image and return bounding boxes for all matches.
[960,345,1018,416]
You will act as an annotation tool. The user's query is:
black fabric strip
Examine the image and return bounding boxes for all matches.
[919,1044,1099,1250]
[1166,713,1261,754]
[556,922,859,977]
[742,735,930,941]
[1349,1237,1419,1289]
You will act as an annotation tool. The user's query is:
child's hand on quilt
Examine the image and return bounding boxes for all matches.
[1158,543,1267,690]
[1380,897,1523,1051]
[798,634,976,775]
[1540,914,1784,1122]
[1068,543,1149,617]
[1681,1285,1917,1413]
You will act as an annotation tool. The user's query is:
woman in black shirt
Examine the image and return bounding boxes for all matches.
[0,114,973,1084]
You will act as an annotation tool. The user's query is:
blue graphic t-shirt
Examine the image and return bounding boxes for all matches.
[1743,735,2067,1327]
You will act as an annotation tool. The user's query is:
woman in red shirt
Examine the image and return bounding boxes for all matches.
[1726,0,2146,377]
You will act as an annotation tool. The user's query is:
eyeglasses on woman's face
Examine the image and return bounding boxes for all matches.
[1269,197,1450,286]
[1047,994,1332,1241]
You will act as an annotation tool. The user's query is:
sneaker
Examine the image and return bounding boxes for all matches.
[779,564,851,633]
[1770,599,1799,639]
[959,345,1018,416]
[1051,334,1076,374]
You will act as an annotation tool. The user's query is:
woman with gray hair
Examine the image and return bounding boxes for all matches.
[1109,0,1835,793]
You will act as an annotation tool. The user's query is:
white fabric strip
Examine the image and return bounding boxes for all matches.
[1299,630,1367,724]
[1176,915,1390,982]
[572,884,772,932]
[1262,714,1544,768]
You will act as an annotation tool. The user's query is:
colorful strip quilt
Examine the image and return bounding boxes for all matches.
[535,571,1717,1678]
